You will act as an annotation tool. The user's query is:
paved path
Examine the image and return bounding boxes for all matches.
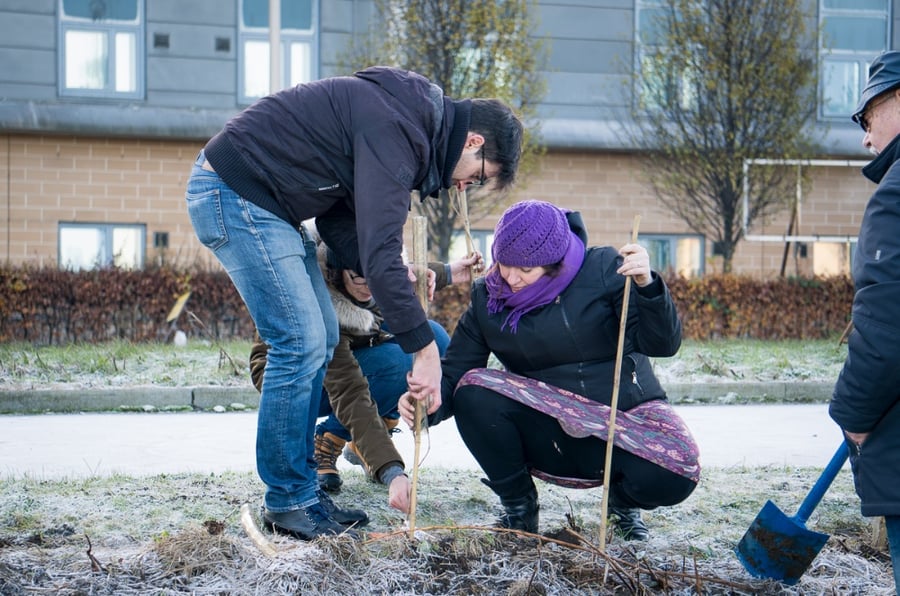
[0,404,847,479]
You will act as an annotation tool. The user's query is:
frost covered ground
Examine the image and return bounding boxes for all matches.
[0,338,847,392]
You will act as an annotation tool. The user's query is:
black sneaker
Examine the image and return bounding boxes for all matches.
[608,506,649,541]
[317,489,369,527]
[263,503,359,540]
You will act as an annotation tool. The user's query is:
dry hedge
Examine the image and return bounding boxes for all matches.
[0,265,853,345]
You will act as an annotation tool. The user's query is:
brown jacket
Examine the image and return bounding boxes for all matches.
[250,246,448,481]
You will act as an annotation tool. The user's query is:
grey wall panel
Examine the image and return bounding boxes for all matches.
[0,0,54,14]
[320,31,356,73]
[147,0,237,27]
[0,12,55,49]
[322,0,354,32]
[320,0,375,75]
[536,4,633,41]
[542,71,630,109]
[146,24,236,59]
[147,58,234,99]
[0,82,58,101]
[0,47,55,85]
[538,103,626,122]
[540,0,633,8]
[547,39,630,74]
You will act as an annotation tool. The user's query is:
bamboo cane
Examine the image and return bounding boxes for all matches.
[454,187,475,258]
[598,215,641,552]
[408,216,429,539]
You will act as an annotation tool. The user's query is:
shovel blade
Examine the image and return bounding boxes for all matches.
[735,499,829,585]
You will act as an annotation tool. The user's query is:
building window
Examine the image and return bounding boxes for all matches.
[639,234,705,278]
[58,0,144,98]
[59,223,146,270]
[239,0,317,104]
[812,241,855,276]
[635,1,696,111]
[450,229,495,269]
[820,0,889,119]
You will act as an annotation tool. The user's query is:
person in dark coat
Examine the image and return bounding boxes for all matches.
[185,66,523,541]
[399,200,700,540]
[832,49,900,590]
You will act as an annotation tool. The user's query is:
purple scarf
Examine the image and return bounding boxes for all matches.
[485,231,585,332]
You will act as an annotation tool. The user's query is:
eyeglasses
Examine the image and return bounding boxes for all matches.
[470,152,487,187]
[860,93,896,132]
[347,271,368,286]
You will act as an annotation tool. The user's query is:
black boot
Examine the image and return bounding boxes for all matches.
[263,502,360,540]
[482,472,540,533]
[317,489,369,527]
[497,487,540,533]
[608,506,649,541]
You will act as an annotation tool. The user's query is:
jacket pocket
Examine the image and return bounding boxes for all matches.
[186,188,228,251]
[627,354,645,397]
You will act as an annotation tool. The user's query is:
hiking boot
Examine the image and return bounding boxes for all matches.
[495,487,540,533]
[343,417,400,469]
[263,503,359,541]
[608,506,649,541]
[343,440,365,467]
[314,432,346,493]
[317,489,368,527]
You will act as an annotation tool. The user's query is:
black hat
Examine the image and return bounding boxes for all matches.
[852,51,900,130]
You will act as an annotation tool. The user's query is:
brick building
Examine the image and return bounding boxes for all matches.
[0,1,889,277]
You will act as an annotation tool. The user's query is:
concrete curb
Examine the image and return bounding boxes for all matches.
[0,381,834,414]
[0,387,261,414]
[664,381,833,404]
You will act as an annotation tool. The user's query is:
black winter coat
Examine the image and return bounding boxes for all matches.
[830,133,900,517]
[430,246,682,426]
[204,67,471,354]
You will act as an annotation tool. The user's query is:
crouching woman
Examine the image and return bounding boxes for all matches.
[400,200,700,540]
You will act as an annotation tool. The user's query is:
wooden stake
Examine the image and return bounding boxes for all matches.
[408,216,429,539]
[598,215,641,552]
[240,503,279,558]
[454,187,475,257]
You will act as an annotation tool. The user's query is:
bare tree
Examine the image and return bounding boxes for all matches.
[339,0,547,261]
[631,0,822,272]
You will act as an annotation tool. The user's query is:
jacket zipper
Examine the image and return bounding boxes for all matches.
[628,354,644,396]
[557,295,589,396]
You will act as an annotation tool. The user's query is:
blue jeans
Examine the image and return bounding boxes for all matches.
[316,320,450,440]
[886,515,900,591]
[185,152,338,512]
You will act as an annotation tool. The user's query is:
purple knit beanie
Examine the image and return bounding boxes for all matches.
[492,200,571,267]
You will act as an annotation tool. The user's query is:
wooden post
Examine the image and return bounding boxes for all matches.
[454,187,475,257]
[408,216,429,538]
[598,215,641,551]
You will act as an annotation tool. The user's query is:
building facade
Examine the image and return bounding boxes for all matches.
[0,0,892,276]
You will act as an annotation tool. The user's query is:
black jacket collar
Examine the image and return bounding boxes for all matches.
[863,133,900,183]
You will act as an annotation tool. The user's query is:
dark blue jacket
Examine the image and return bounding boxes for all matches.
[830,133,900,517]
[204,67,471,353]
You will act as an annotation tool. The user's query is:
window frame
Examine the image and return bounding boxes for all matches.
[58,222,146,271]
[818,0,890,121]
[57,0,145,100]
[238,0,319,105]
[639,233,706,278]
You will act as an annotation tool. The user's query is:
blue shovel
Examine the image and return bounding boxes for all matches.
[735,442,849,585]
